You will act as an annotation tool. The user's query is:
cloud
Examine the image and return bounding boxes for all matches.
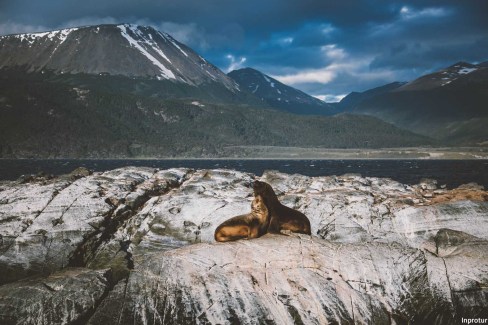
[132,19,210,50]
[0,0,486,99]
[321,44,346,60]
[399,6,451,20]
[58,16,119,29]
[273,68,336,84]
[225,54,247,72]
[314,94,347,103]
[367,5,453,42]
[0,21,49,35]
[271,42,394,87]
[156,22,208,49]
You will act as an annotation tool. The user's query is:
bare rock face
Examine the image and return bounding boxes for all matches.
[0,167,487,324]
[0,268,112,325]
[0,167,192,284]
[89,235,438,324]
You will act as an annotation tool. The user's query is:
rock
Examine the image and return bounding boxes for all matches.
[0,167,487,323]
[419,178,438,190]
[392,200,488,248]
[0,268,113,325]
[68,166,92,179]
[86,234,486,324]
[0,167,191,284]
[430,187,488,204]
[457,183,484,191]
[425,229,488,320]
[0,180,71,254]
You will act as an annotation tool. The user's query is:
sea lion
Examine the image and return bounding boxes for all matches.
[253,180,311,235]
[214,194,270,242]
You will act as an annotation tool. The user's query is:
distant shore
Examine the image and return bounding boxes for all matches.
[2,146,488,160]
[219,146,488,159]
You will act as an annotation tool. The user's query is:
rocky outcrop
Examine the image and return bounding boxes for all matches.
[0,167,191,284]
[0,268,113,324]
[0,167,487,324]
[88,235,441,324]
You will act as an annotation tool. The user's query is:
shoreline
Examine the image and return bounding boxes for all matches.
[1,146,487,160]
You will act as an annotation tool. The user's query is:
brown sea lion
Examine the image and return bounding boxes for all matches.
[253,180,311,235]
[214,194,270,242]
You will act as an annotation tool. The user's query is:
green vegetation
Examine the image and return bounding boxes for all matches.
[0,68,434,158]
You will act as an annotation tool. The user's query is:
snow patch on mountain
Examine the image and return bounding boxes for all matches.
[1,28,79,46]
[117,24,176,80]
[458,67,477,74]
[439,64,478,86]
[191,101,205,107]
[399,62,483,90]
[163,33,189,58]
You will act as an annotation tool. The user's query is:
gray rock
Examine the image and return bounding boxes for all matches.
[0,267,113,325]
[0,167,191,284]
[0,166,487,324]
[87,234,486,324]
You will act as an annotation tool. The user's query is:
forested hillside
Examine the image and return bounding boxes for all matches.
[0,69,433,158]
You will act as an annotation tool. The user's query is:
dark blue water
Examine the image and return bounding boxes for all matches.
[0,159,487,189]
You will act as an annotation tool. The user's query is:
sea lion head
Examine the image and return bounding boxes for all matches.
[253,180,271,195]
[253,180,277,199]
[251,194,268,215]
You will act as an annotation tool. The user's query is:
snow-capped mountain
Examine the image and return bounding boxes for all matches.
[228,67,336,115]
[337,61,488,144]
[397,62,481,91]
[0,24,239,91]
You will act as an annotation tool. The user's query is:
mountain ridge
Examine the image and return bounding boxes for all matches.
[228,67,337,115]
[337,61,488,144]
[0,67,433,158]
[0,24,439,157]
[0,23,239,91]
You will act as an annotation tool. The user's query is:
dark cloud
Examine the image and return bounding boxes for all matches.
[0,0,487,99]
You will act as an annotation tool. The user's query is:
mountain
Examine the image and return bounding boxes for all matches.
[396,62,480,91]
[336,81,406,110]
[0,24,238,89]
[0,67,432,158]
[338,61,488,145]
[228,67,337,115]
[0,24,255,103]
[0,24,434,158]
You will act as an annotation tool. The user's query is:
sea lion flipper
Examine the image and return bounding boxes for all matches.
[280,229,293,236]
[215,225,250,242]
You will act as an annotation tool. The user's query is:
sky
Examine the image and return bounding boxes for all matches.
[1,0,487,102]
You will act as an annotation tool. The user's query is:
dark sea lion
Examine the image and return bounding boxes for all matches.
[214,194,270,242]
[253,180,311,235]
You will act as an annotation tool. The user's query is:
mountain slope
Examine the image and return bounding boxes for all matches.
[228,67,337,115]
[396,62,479,91]
[337,82,406,111]
[0,69,432,158]
[0,24,434,157]
[338,61,488,144]
[0,24,242,97]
